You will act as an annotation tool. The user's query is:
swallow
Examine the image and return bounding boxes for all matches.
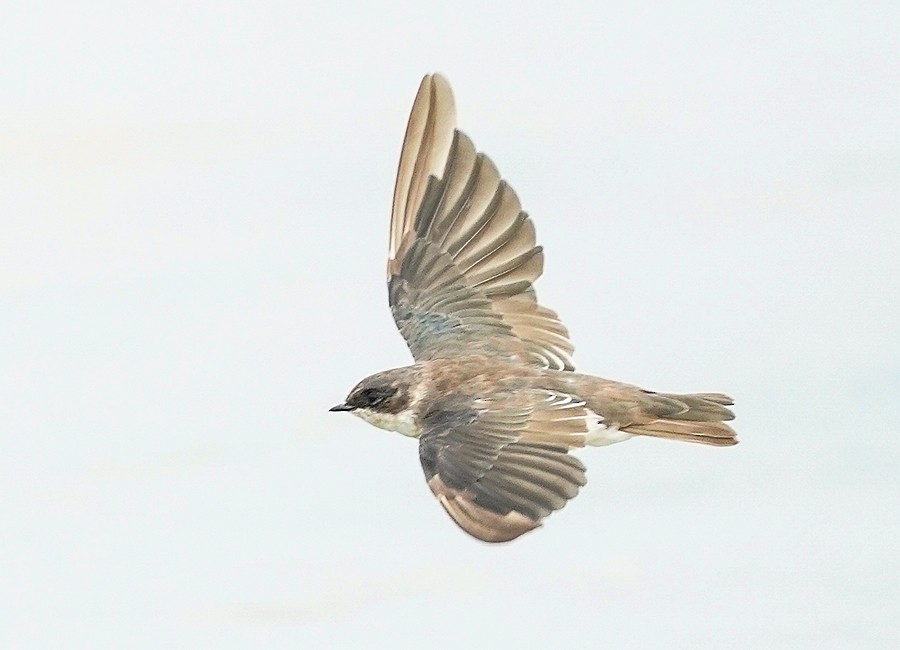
[330,74,737,543]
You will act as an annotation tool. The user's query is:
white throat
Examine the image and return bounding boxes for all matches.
[354,407,420,438]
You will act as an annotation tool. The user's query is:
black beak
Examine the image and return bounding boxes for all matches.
[329,403,353,412]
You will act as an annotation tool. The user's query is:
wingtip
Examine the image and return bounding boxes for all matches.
[389,73,458,262]
[429,474,542,543]
[422,71,451,88]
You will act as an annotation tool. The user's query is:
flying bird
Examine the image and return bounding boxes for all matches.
[331,74,737,543]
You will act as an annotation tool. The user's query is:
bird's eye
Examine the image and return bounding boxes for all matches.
[358,386,398,408]
[362,388,388,406]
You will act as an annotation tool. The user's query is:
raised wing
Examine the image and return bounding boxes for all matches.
[418,390,594,542]
[388,74,575,370]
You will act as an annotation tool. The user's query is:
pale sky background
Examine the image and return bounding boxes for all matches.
[2,2,899,648]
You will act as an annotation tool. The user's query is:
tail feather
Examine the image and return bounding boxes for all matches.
[627,419,738,447]
[628,391,738,446]
[688,392,734,406]
[677,399,734,422]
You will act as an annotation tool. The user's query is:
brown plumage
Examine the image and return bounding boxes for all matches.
[331,74,738,543]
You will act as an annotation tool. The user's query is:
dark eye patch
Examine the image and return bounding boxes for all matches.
[360,387,394,407]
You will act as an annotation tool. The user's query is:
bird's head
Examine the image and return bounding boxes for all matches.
[329,368,420,436]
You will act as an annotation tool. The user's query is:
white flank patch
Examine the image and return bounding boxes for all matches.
[584,414,633,447]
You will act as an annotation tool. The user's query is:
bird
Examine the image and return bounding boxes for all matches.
[330,74,737,543]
